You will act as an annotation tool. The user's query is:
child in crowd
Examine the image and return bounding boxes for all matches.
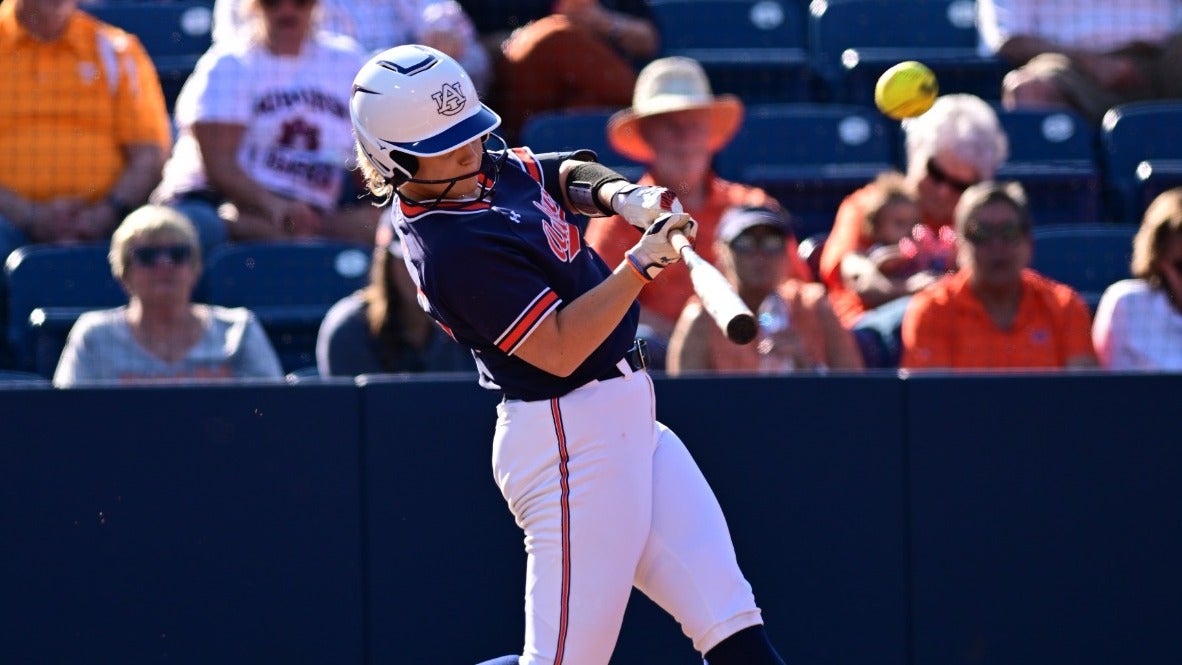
[840,171,942,301]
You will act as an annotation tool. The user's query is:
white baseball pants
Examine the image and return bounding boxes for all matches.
[492,364,763,665]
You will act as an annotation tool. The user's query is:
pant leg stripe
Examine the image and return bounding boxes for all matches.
[549,398,572,665]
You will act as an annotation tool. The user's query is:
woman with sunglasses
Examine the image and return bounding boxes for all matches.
[53,205,283,387]
[1093,187,1182,371]
[152,0,379,247]
[817,94,1010,367]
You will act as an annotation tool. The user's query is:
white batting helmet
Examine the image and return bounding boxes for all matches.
[350,44,501,184]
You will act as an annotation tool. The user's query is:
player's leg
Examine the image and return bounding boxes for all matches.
[492,373,658,664]
[633,419,785,664]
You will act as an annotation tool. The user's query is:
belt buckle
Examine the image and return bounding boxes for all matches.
[631,338,649,371]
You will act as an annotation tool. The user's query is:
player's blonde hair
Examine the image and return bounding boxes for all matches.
[904,94,1009,182]
[109,205,202,281]
[355,143,396,202]
[1131,187,1182,286]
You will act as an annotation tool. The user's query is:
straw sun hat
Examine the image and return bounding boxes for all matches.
[607,56,745,163]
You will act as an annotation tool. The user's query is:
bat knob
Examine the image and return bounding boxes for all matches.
[727,313,757,345]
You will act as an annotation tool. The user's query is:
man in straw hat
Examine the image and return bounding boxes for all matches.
[586,57,811,365]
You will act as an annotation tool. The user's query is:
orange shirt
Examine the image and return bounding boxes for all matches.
[584,173,809,326]
[691,279,864,372]
[901,269,1096,370]
[0,4,171,202]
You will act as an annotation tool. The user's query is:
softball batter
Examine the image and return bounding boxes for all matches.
[349,44,786,665]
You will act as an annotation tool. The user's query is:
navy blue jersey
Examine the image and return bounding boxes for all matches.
[394,146,639,401]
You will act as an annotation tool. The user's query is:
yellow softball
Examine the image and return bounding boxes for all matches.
[874,61,938,120]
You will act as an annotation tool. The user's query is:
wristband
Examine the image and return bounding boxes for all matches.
[566,161,627,217]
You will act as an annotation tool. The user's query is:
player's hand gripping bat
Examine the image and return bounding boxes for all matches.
[669,230,757,345]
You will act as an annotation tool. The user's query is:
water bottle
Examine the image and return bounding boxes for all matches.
[756,293,794,373]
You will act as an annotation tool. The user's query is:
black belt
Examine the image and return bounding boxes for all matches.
[596,338,649,381]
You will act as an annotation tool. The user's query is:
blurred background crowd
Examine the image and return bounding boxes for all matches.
[2,0,1181,387]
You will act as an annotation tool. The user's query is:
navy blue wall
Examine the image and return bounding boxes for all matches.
[1,373,1178,664]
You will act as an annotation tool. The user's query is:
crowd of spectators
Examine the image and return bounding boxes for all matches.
[2,0,1181,385]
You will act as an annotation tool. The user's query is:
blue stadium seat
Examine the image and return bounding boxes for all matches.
[87,1,214,110]
[994,107,1102,225]
[1100,101,1182,224]
[1031,224,1137,310]
[648,0,815,103]
[518,109,645,180]
[199,241,372,372]
[4,244,126,376]
[714,103,897,238]
[808,0,1007,104]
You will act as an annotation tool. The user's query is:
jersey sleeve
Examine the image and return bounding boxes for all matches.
[51,312,107,387]
[106,30,172,151]
[186,51,253,125]
[1091,282,1126,369]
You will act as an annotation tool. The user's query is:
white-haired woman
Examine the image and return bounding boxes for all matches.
[53,205,283,387]
[818,94,1011,366]
[152,0,379,246]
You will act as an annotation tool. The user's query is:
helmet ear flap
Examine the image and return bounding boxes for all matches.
[390,151,419,186]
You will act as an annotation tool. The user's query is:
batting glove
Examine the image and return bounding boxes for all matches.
[611,184,684,230]
[625,212,698,281]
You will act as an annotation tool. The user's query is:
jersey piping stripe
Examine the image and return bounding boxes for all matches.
[398,197,492,218]
[495,288,560,354]
[510,147,543,183]
[549,398,572,665]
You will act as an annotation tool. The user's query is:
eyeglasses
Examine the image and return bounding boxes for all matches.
[131,245,193,267]
[730,234,786,254]
[260,0,314,8]
[926,158,977,193]
[963,222,1029,245]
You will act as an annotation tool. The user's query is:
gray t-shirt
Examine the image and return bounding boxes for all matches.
[53,305,284,387]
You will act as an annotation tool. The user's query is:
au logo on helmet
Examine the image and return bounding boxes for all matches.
[432,82,466,116]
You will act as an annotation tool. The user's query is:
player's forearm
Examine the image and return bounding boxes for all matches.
[515,263,647,377]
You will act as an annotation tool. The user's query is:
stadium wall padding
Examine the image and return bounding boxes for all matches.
[1,373,1178,665]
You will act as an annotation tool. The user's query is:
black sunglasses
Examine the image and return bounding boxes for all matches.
[730,233,786,254]
[964,222,1029,245]
[131,245,193,267]
[926,158,977,193]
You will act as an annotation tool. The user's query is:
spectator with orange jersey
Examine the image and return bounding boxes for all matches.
[900,181,1097,371]
[0,0,174,262]
[585,57,810,368]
